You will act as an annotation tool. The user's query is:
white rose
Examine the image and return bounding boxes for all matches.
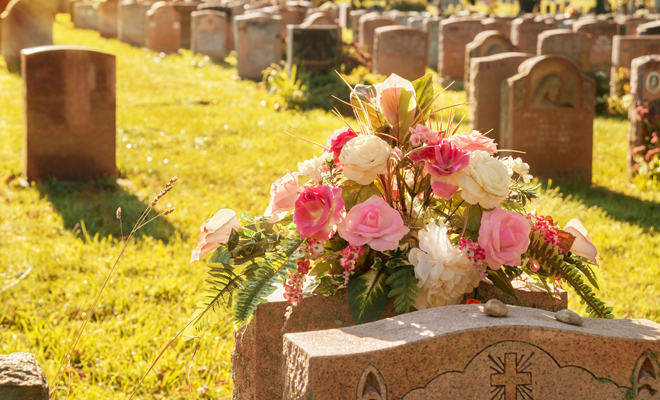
[500,156,533,183]
[298,155,324,183]
[339,135,392,185]
[409,222,481,309]
[457,150,511,209]
[190,209,242,262]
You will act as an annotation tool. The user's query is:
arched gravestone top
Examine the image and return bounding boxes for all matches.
[372,26,428,81]
[282,305,660,400]
[537,29,590,71]
[300,11,336,27]
[146,2,181,53]
[191,10,227,58]
[464,30,514,98]
[628,55,660,173]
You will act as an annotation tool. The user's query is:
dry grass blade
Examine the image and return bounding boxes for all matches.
[283,131,331,152]
[0,267,32,293]
[184,335,202,400]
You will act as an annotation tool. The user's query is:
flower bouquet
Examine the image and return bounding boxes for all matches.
[631,105,660,179]
[188,73,611,334]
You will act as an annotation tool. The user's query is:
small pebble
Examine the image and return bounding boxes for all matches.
[483,299,508,317]
[555,309,583,326]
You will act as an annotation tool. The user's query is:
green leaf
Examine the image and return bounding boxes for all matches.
[309,260,333,276]
[385,265,420,315]
[486,269,522,306]
[341,181,381,211]
[347,258,390,324]
[412,73,434,119]
[208,246,231,264]
[310,276,337,296]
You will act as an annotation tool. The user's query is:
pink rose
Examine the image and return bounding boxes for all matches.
[410,139,470,178]
[448,131,498,155]
[325,126,357,162]
[478,208,531,270]
[190,209,242,262]
[409,124,439,147]
[264,171,299,223]
[338,196,410,251]
[293,185,345,241]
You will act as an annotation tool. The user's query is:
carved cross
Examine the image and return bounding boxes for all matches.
[491,353,532,400]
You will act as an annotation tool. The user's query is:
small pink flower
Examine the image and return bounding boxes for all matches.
[338,196,409,251]
[190,209,242,262]
[448,130,498,155]
[264,171,299,223]
[409,139,470,178]
[325,126,357,162]
[293,185,345,241]
[409,124,439,147]
[478,208,531,270]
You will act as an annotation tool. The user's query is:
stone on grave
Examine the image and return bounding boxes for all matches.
[300,11,337,27]
[510,16,552,54]
[628,55,660,173]
[232,281,566,400]
[464,30,513,99]
[481,17,511,39]
[501,55,595,184]
[233,13,281,80]
[469,52,534,150]
[287,24,339,74]
[572,18,616,74]
[0,0,54,72]
[21,46,116,182]
[73,2,98,30]
[191,10,227,59]
[349,9,368,43]
[118,1,151,46]
[282,305,660,400]
[146,2,181,53]
[438,18,483,88]
[637,20,660,35]
[169,1,200,49]
[98,0,118,38]
[359,15,395,54]
[537,29,590,71]
[423,16,442,69]
[0,353,48,400]
[610,35,660,97]
[373,26,427,81]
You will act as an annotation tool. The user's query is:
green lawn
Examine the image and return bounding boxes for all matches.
[1,14,659,400]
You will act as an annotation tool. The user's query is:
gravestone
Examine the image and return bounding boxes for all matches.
[359,15,395,54]
[73,2,98,30]
[191,10,227,59]
[510,16,551,54]
[277,5,306,40]
[287,25,339,73]
[338,3,350,28]
[628,55,660,173]
[423,16,442,69]
[197,1,244,53]
[169,1,200,49]
[118,1,151,46]
[537,29,590,71]
[98,0,118,38]
[282,305,660,399]
[501,55,595,184]
[615,15,648,35]
[464,30,514,99]
[234,13,281,80]
[438,18,483,88]
[572,19,617,74]
[300,11,336,27]
[146,2,181,53]
[610,35,660,97]
[0,0,54,72]
[348,9,368,43]
[637,20,660,35]
[21,46,116,182]
[373,26,427,81]
[481,16,511,39]
[0,353,48,400]
[407,15,424,29]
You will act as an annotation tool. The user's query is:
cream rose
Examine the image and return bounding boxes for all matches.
[190,209,242,262]
[297,155,325,183]
[500,156,533,183]
[457,150,510,209]
[339,135,392,185]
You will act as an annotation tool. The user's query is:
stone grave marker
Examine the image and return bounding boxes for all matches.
[537,29,590,71]
[282,305,660,399]
[197,1,244,53]
[21,46,116,182]
[511,16,552,54]
[464,30,514,99]
[98,0,118,38]
[287,24,339,74]
[0,353,49,400]
[234,13,281,80]
[191,10,227,59]
[73,2,98,30]
[572,18,617,74]
[469,52,533,149]
[423,16,442,69]
[501,55,595,184]
[407,15,424,29]
[146,2,181,53]
[610,35,660,97]
[338,3,351,28]
[615,15,648,35]
[348,9,368,43]
[637,20,660,35]
[359,15,395,54]
[276,5,306,40]
[628,55,660,173]
[169,1,200,49]
[1,0,54,72]
[118,1,151,46]
[438,18,483,88]
[300,11,337,27]
[373,26,427,81]
[481,16,511,39]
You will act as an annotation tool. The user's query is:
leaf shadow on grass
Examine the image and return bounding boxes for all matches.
[36,180,179,243]
[549,182,660,233]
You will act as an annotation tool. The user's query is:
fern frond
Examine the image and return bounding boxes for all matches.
[385,266,420,314]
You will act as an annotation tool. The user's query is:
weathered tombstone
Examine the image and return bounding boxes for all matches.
[501,55,595,184]
[169,1,200,49]
[118,1,151,46]
[615,15,648,35]
[628,55,660,173]
[338,3,350,28]
[423,16,442,69]
[438,18,483,88]
[464,30,514,98]
[234,13,281,80]
[98,0,118,38]
[191,10,227,59]
[197,1,244,52]
[359,15,395,54]
[407,15,424,29]
[481,16,511,39]
[373,26,427,81]
[637,20,660,35]
[510,16,551,54]
[537,29,590,71]
[610,35,660,97]
[233,282,566,400]
[300,11,337,27]
[0,353,48,400]
[146,2,181,53]
[572,18,617,74]
[277,5,306,39]
[348,9,368,42]
[0,0,54,72]
[287,25,339,73]
[73,2,98,30]
[282,305,660,399]
[21,46,116,182]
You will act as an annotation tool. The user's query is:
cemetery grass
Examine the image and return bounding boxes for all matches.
[0,14,658,400]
